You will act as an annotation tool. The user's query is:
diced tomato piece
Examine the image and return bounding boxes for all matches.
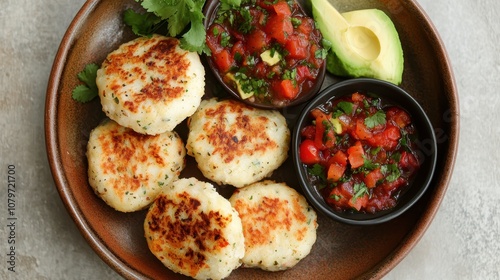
[296,17,314,36]
[246,29,269,53]
[327,182,355,209]
[327,163,346,182]
[296,65,313,82]
[387,107,412,128]
[351,92,364,102]
[253,61,267,78]
[206,24,226,53]
[329,150,348,166]
[213,49,234,73]
[338,114,354,132]
[338,181,354,197]
[256,0,274,11]
[385,125,401,141]
[366,133,381,147]
[324,130,336,148]
[367,134,391,150]
[308,43,324,69]
[257,10,267,26]
[285,35,309,59]
[272,1,292,16]
[368,125,401,150]
[319,149,331,166]
[382,177,406,193]
[364,168,384,188]
[265,14,293,44]
[231,40,245,60]
[229,30,245,42]
[249,7,265,27]
[353,118,373,140]
[399,151,419,172]
[314,113,335,149]
[349,194,368,211]
[299,139,321,165]
[347,141,365,168]
[301,125,316,140]
[373,149,387,162]
[273,79,299,100]
[310,108,328,119]
[326,187,348,206]
[365,191,396,213]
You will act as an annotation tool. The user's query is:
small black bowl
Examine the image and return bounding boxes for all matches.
[292,78,438,225]
[202,0,326,109]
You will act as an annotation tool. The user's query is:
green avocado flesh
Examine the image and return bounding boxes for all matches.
[312,0,404,85]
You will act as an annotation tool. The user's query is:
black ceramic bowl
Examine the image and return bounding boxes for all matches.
[202,0,326,109]
[292,78,438,225]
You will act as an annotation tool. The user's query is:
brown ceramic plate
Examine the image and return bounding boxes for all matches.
[45,0,459,279]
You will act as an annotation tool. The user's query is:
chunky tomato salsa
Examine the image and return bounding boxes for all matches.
[299,92,420,213]
[206,0,326,106]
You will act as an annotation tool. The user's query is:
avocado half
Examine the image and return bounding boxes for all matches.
[312,0,404,85]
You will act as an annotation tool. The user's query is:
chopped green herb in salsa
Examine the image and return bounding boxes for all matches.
[299,92,420,213]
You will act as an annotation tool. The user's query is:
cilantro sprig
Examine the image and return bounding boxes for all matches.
[73,0,212,102]
[337,101,353,115]
[308,164,327,189]
[123,9,165,37]
[352,182,369,201]
[71,63,99,103]
[381,163,401,182]
[365,110,386,128]
[125,0,209,54]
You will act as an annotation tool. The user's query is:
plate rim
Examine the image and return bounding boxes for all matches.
[44,0,149,279]
[44,0,460,278]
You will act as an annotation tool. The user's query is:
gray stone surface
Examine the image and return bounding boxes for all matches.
[0,0,498,279]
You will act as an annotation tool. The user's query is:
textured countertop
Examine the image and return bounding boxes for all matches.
[1,0,499,279]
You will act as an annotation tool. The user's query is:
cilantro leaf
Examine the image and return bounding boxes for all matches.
[180,3,209,54]
[330,194,341,201]
[308,164,323,176]
[315,48,328,60]
[237,7,254,34]
[137,0,208,54]
[77,63,98,89]
[72,63,99,103]
[365,110,386,128]
[386,168,401,182]
[282,68,297,81]
[308,164,326,181]
[381,163,401,182]
[332,109,344,118]
[399,130,414,152]
[337,101,353,115]
[72,85,97,103]
[370,146,381,156]
[362,158,379,171]
[321,38,332,51]
[352,182,368,201]
[307,164,327,190]
[123,9,164,37]
[391,152,401,162]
